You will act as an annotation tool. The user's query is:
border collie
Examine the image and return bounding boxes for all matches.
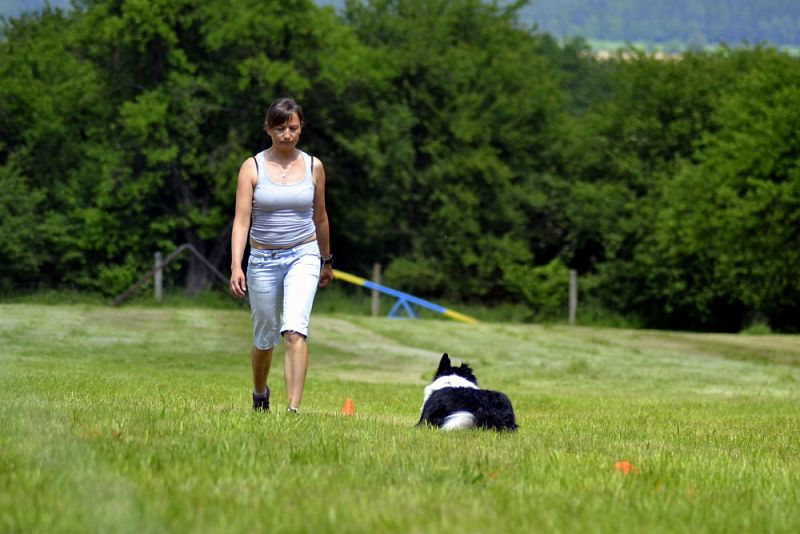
[417,353,517,431]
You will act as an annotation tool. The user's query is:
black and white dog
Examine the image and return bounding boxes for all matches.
[417,353,517,431]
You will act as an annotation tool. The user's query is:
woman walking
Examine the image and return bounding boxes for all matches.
[229,97,333,413]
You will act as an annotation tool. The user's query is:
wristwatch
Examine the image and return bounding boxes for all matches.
[321,254,333,266]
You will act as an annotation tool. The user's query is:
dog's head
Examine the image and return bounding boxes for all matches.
[433,353,478,386]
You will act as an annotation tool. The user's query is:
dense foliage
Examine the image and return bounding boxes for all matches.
[1,0,798,332]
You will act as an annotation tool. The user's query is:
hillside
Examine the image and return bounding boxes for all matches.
[0,0,69,19]
[521,0,799,48]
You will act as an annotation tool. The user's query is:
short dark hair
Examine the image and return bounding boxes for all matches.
[264,97,304,131]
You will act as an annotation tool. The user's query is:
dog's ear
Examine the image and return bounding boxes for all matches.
[457,362,478,385]
[436,353,451,374]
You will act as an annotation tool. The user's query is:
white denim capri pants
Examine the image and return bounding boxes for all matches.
[247,241,321,350]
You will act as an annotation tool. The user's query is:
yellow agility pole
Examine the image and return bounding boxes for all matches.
[332,269,479,324]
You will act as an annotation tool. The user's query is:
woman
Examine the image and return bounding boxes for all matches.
[230,97,333,413]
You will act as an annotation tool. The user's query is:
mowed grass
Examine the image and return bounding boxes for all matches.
[1,304,799,533]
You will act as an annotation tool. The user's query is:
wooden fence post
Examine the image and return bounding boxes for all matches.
[569,269,577,325]
[371,263,382,317]
[154,252,163,303]
[113,244,245,307]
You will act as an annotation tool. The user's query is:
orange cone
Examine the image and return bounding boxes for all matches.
[341,397,355,416]
[614,460,637,475]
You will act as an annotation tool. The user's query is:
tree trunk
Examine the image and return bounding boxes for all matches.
[184,231,211,296]
[210,219,234,276]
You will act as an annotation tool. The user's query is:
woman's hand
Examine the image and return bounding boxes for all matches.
[319,264,333,288]
[230,268,247,298]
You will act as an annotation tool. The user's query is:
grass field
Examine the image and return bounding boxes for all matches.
[1,303,799,533]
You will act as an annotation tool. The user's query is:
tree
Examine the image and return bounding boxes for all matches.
[1,0,368,296]
[336,0,568,303]
[632,48,800,330]
[553,49,742,276]
[0,7,104,292]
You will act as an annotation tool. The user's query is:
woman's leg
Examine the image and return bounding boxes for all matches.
[283,332,308,409]
[281,245,320,410]
[247,249,283,410]
[252,346,273,393]
[251,346,273,411]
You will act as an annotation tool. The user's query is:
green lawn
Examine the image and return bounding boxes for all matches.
[1,304,799,533]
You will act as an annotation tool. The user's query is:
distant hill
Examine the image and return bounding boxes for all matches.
[1,0,70,20]
[521,0,799,49]
[3,0,799,50]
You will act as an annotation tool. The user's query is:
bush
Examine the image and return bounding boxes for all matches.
[503,258,570,321]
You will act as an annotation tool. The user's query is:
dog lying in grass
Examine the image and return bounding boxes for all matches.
[417,353,517,431]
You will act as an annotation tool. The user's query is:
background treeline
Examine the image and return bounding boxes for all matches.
[1,0,799,332]
[521,0,800,49]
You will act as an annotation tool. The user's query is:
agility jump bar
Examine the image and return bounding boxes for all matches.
[332,269,479,324]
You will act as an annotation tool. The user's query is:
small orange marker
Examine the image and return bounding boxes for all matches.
[614,460,637,475]
[341,398,355,416]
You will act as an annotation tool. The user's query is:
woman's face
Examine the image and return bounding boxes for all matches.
[268,112,302,152]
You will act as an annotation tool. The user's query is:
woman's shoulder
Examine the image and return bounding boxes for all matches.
[241,150,264,164]
[301,150,324,173]
[240,155,257,169]
[238,152,261,183]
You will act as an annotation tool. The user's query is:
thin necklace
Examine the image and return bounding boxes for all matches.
[272,149,297,180]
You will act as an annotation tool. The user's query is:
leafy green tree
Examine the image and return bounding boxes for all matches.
[67,0,326,294]
[553,49,742,276]
[2,0,367,296]
[628,48,800,330]
[0,7,103,292]
[546,46,800,330]
[0,164,43,292]
[337,0,568,303]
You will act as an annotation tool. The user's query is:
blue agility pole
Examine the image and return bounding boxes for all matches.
[332,269,479,324]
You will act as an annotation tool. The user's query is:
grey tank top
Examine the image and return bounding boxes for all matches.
[249,150,316,247]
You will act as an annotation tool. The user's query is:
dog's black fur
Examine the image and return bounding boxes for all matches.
[417,353,517,431]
